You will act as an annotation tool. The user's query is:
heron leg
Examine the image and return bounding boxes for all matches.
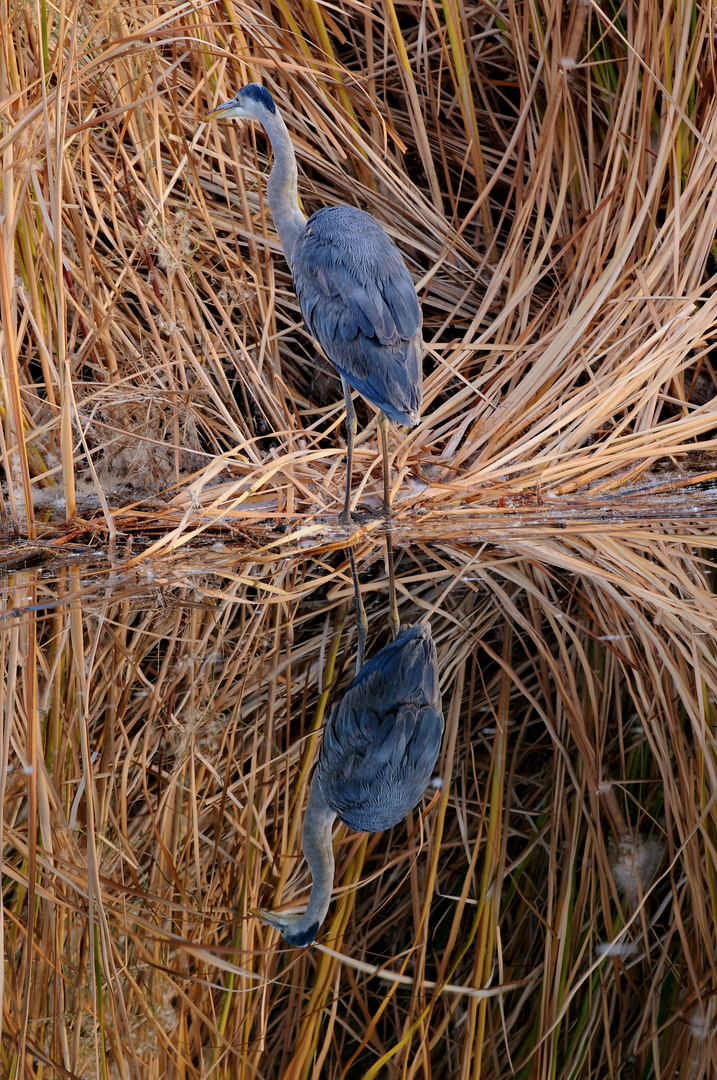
[378,411,392,518]
[348,547,368,672]
[340,377,357,524]
[385,527,399,640]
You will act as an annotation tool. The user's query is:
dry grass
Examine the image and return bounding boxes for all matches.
[3,0,717,1077]
[1,0,717,535]
[2,528,717,1078]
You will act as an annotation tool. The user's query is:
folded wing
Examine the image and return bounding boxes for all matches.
[292,205,423,426]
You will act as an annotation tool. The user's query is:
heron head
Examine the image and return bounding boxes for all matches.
[257,908,319,948]
[207,83,277,124]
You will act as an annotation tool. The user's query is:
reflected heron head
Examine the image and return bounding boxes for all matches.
[257,908,319,948]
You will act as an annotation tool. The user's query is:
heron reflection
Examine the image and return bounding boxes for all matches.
[259,543,444,947]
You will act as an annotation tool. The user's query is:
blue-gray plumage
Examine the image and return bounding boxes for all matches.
[292,206,422,428]
[318,621,442,832]
[207,84,424,521]
[257,621,443,947]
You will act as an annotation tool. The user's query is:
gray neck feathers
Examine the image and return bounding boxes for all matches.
[294,774,336,936]
[262,109,306,267]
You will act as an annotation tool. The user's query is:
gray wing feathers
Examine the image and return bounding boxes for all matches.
[373,709,411,765]
[317,623,443,833]
[292,206,423,424]
[318,701,442,833]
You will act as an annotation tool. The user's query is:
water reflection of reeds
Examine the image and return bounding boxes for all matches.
[2,529,716,1076]
[3,0,717,1072]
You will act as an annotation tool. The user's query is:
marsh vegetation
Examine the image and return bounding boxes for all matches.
[2,0,717,1077]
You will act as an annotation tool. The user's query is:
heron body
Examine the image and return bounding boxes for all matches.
[292,206,422,428]
[259,620,443,947]
[207,84,424,519]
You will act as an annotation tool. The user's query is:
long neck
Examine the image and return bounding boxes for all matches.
[293,775,337,938]
[262,109,307,267]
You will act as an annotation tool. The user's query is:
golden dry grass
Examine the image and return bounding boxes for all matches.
[1,0,717,537]
[3,0,717,1077]
[2,527,717,1078]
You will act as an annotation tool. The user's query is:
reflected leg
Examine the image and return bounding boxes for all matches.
[348,547,368,673]
[340,377,357,524]
[385,527,399,641]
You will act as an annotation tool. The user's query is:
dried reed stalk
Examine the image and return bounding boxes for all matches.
[2,0,717,1077]
[0,0,714,536]
[0,526,716,1077]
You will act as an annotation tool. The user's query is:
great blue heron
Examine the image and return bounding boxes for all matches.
[259,618,443,946]
[207,83,424,522]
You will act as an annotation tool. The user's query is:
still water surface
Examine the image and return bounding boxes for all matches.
[2,510,716,1077]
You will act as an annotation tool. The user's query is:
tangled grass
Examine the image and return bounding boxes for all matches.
[2,527,717,1077]
[1,0,716,535]
[2,0,717,1077]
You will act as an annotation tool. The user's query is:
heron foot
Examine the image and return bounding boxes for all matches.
[341,507,387,525]
[339,509,369,526]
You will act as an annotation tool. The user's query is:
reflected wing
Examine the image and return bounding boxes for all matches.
[318,681,443,833]
[317,622,443,832]
[292,205,423,425]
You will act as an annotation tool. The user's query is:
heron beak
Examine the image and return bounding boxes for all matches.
[254,908,286,932]
[206,99,244,121]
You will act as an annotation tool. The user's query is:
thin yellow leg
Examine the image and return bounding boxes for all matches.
[378,411,392,518]
[341,376,356,524]
[385,527,399,640]
[348,547,368,672]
